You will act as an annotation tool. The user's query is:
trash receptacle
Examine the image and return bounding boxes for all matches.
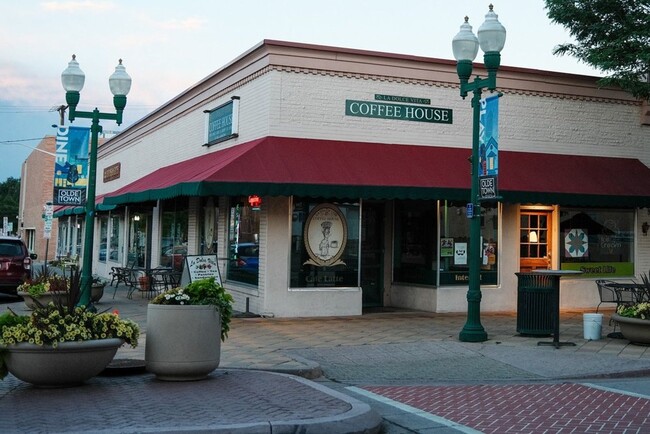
[515,272,558,336]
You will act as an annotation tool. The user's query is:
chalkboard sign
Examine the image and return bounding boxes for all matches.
[182,255,222,286]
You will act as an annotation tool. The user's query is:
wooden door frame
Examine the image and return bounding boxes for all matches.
[519,205,557,272]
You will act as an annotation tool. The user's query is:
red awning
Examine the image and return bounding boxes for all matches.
[102,136,650,207]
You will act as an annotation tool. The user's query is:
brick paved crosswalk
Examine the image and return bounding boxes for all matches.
[362,383,650,433]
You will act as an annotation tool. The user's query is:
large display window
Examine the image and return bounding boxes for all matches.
[559,208,634,277]
[159,198,188,271]
[108,215,122,263]
[439,201,498,285]
[98,216,108,263]
[227,198,260,286]
[290,199,360,288]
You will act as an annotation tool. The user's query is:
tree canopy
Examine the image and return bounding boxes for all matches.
[545,0,650,100]
[0,177,20,235]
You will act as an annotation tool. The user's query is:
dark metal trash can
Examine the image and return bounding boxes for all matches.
[515,272,558,336]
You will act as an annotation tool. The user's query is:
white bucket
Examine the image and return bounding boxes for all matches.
[583,313,603,340]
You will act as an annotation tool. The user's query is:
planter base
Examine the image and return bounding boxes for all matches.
[612,313,650,345]
[18,292,68,310]
[4,338,123,387]
[145,304,221,381]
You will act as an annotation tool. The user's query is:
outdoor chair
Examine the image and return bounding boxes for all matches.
[595,280,637,312]
[109,260,136,287]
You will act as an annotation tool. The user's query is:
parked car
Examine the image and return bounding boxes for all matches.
[0,236,37,295]
[229,243,259,283]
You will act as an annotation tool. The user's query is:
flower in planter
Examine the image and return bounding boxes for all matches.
[18,272,69,297]
[150,277,234,341]
[617,302,650,320]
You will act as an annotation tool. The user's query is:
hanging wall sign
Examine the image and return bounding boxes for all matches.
[345,99,452,124]
[53,126,90,206]
[204,96,240,146]
[303,203,348,267]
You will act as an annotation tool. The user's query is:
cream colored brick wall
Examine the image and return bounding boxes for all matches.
[97,73,273,196]
[270,71,649,164]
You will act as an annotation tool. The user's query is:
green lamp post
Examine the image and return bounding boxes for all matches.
[61,55,132,307]
[452,5,506,342]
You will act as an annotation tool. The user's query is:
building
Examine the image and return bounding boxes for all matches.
[18,136,65,261]
[80,40,650,317]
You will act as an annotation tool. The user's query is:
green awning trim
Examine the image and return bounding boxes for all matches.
[103,181,649,208]
[53,203,116,218]
[102,182,470,205]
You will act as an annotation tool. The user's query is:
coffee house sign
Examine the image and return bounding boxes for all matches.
[345,94,452,124]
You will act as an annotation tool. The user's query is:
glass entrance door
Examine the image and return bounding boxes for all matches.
[361,203,384,307]
[129,214,148,268]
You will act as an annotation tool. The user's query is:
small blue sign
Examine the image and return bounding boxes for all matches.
[466,203,474,219]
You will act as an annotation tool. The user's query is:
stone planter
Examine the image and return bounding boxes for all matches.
[91,284,105,303]
[2,338,123,387]
[145,304,221,381]
[612,313,650,345]
[18,291,68,309]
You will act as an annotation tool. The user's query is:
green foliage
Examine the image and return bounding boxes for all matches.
[545,0,650,99]
[617,302,650,320]
[0,177,20,234]
[151,277,234,342]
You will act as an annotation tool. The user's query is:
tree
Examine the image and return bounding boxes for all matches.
[545,0,650,100]
[0,177,20,235]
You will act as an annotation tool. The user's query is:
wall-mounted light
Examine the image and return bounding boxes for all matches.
[133,215,141,222]
[642,222,649,236]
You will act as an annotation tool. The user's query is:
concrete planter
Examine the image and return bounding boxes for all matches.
[145,304,221,381]
[612,313,650,345]
[91,284,105,303]
[3,338,123,387]
[18,291,68,310]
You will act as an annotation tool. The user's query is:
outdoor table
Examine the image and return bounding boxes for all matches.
[531,269,583,349]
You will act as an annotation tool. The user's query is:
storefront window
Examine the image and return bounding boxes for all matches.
[159,198,188,271]
[393,201,437,285]
[559,208,634,277]
[289,199,360,288]
[109,215,122,263]
[74,217,82,257]
[227,198,260,286]
[98,216,108,263]
[439,201,498,285]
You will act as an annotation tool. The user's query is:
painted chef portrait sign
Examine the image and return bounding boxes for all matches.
[304,203,347,267]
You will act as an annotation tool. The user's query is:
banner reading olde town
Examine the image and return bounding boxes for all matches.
[479,95,499,200]
[53,126,90,206]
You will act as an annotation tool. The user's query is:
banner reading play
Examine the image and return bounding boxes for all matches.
[53,126,90,206]
[479,95,499,200]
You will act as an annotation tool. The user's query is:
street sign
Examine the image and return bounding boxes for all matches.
[44,203,53,239]
[466,203,474,219]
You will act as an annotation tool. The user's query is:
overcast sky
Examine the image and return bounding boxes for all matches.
[0,0,601,181]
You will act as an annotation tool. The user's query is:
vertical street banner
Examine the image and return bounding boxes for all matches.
[479,95,499,200]
[53,126,90,206]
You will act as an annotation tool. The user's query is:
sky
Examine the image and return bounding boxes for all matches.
[0,0,602,182]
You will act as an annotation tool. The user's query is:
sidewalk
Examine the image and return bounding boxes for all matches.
[1,283,649,433]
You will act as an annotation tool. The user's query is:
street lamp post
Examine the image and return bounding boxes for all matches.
[452,5,506,342]
[61,55,132,306]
